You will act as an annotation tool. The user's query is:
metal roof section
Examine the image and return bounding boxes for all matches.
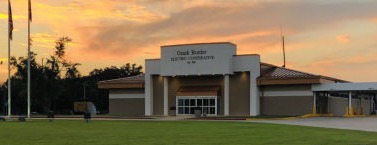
[260,62,318,79]
[312,82,377,92]
[98,74,145,84]
[97,62,349,87]
[97,74,145,89]
[259,62,348,83]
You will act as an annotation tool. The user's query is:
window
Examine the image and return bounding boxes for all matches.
[176,96,218,115]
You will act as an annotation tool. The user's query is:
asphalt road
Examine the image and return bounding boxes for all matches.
[248,117,377,132]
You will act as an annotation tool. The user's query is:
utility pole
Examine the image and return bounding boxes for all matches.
[281,25,286,68]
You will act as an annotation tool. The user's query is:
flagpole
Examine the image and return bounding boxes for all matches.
[27,0,31,119]
[7,0,12,118]
[7,35,11,118]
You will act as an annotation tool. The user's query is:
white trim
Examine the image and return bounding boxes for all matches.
[263,90,313,97]
[109,93,144,99]
[224,75,230,116]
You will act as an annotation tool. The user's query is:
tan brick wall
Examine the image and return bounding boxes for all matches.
[229,72,250,116]
[109,98,144,116]
[261,96,312,116]
[152,75,164,115]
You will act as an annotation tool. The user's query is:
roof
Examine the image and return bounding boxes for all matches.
[176,86,220,96]
[97,74,144,89]
[258,62,348,85]
[97,63,349,88]
[260,62,319,79]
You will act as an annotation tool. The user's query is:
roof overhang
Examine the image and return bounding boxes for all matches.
[98,82,144,89]
[97,74,145,89]
[312,82,377,92]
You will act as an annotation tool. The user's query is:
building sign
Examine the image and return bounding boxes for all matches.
[170,49,214,64]
[161,43,236,76]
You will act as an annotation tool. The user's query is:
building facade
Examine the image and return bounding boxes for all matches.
[98,42,376,117]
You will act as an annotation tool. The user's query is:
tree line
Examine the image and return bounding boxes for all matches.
[0,36,142,115]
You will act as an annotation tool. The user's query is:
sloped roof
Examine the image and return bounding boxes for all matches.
[97,74,144,89]
[259,62,348,82]
[98,74,145,84]
[97,63,348,88]
[260,63,318,79]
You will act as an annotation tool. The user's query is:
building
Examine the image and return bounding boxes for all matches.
[98,42,377,117]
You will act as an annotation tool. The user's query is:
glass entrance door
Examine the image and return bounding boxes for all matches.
[176,96,218,116]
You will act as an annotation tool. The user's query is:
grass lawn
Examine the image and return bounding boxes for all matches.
[0,119,376,145]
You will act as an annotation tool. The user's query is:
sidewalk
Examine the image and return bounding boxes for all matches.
[247,117,377,132]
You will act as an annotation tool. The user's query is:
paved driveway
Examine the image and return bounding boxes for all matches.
[247,117,377,132]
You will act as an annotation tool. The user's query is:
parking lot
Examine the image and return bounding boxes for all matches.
[248,117,377,132]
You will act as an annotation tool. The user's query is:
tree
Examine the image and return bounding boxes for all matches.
[3,35,143,115]
[88,63,143,80]
[46,36,80,79]
[65,62,81,79]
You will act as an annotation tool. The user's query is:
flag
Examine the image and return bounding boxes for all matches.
[29,0,32,22]
[8,0,13,40]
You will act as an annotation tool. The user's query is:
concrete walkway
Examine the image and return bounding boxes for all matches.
[247,117,377,132]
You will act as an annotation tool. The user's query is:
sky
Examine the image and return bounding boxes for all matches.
[0,0,377,83]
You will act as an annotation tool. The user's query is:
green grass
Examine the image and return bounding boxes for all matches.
[0,119,376,145]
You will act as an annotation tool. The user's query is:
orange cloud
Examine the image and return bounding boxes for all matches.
[297,53,377,82]
[2,0,377,83]
[336,34,350,43]
[0,13,25,20]
[369,17,377,23]
[31,33,56,48]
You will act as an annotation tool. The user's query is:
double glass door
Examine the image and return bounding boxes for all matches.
[176,96,218,115]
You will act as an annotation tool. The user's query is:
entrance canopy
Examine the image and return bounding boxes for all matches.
[312,82,377,92]
[312,82,377,116]
[176,86,220,96]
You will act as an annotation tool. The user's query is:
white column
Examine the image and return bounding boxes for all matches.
[250,71,260,116]
[145,75,153,116]
[371,95,374,113]
[224,75,229,116]
[313,92,317,114]
[163,77,168,116]
[348,91,352,114]
[313,93,316,107]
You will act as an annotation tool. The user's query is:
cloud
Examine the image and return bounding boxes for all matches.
[336,34,350,43]
[297,53,377,82]
[31,33,57,48]
[3,0,377,82]
[0,13,25,20]
[72,1,377,57]
[369,18,377,23]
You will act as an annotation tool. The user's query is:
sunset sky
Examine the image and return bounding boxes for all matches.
[1,0,377,83]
